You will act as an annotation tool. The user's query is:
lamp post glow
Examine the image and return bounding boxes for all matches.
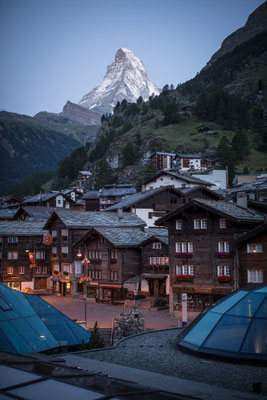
[76,243,89,329]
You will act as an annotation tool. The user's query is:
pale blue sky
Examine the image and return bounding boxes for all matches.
[0,0,265,116]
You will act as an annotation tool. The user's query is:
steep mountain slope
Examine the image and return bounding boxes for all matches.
[78,48,160,115]
[0,113,83,193]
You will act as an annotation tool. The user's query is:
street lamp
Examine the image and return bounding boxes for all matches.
[76,243,90,329]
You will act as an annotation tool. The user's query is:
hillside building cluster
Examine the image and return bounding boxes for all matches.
[0,169,267,318]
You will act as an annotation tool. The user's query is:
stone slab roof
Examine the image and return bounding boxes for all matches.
[100,187,136,197]
[94,227,150,247]
[82,191,100,200]
[14,206,58,220]
[22,192,59,204]
[104,188,167,211]
[0,221,47,236]
[45,210,145,229]
[0,209,18,220]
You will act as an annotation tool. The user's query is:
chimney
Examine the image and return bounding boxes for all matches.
[236,191,248,208]
[117,208,123,219]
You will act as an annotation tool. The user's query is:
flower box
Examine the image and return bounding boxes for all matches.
[176,252,192,257]
[79,277,92,284]
[217,252,230,257]
[175,274,194,282]
[218,275,231,283]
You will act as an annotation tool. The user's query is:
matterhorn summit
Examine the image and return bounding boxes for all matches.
[78,48,160,115]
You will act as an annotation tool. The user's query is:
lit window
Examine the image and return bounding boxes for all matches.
[153,242,162,249]
[247,244,263,253]
[247,269,263,283]
[176,220,183,230]
[149,257,168,265]
[175,265,194,275]
[194,219,207,229]
[219,218,226,229]
[217,265,230,276]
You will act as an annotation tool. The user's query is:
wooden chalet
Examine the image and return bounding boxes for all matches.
[156,199,264,318]
[0,221,51,293]
[13,206,58,221]
[235,222,267,287]
[141,171,212,192]
[73,226,149,304]
[149,152,176,170]
[43,210,145,296]
[105,185,222,227]
[22,192,75,209]
[139,228,169,299]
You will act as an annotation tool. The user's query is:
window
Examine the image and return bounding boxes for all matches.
[111,249,117,260]
[62,264,70,273]
[176,220,183,230]
[36,266,48,274]
[88,250,101,259]
[217,265,230,276]
[194,219,207,229]
[52,230,57,237]
[8,251,18,260]
[247,269,263,283]
[35,251,46,259]
[7,267,13,275]
[176,242,193,253]
[100,236,105,244]
[110,271,118,280]
[175,265,194,275]
[152,242,162,249]
[62,246,69,254]
[19,266,25,274]
[61,229,68,237]
[54,264,59,272]
[149,257,168,265]
[7,237,18,243]
[52,247,57,256]
[219,218,226,229]
[247,244,263,253]
[218,241,230,253]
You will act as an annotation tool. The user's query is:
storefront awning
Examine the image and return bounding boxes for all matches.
[99,284,123,289]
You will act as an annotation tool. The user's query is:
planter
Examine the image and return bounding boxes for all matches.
[218,275,231,283]
[175,274,194,282]
[217,252,230,257]
[176,252,192,257]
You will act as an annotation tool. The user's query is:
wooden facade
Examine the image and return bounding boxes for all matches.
[236,223,267,287]
[140,236,169,298]
[0,233,51,293]
[73,229,142,304]
[156,199,264,317]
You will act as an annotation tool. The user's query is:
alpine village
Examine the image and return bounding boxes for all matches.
[1,2,267,323]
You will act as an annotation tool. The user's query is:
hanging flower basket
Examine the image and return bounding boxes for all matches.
[175,274,194,282]
[43,233,53,246]
[79,277,92,284]
[218,275,231,283]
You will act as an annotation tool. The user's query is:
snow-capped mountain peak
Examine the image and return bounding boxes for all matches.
[78,48,160,115]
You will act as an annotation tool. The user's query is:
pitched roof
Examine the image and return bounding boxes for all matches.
[44,210,145,229]
[0,221,47,235]
[235,222,267,243]
[13,206,59,220]
[82,191,100,200]
[144,227,169,245]
[94,227,150,247]
[0,209,18,220]
[142,171,212,186]
[156,199,264,225]
[104,186,182,211]
[22,192,59,204]
[100,187,136,197]
[176,153,202,158]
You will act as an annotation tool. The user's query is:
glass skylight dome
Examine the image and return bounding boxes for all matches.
[177,284,267,362]
[0,283,90,354]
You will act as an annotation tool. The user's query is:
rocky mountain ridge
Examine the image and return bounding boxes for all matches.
[78,48,160,115]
